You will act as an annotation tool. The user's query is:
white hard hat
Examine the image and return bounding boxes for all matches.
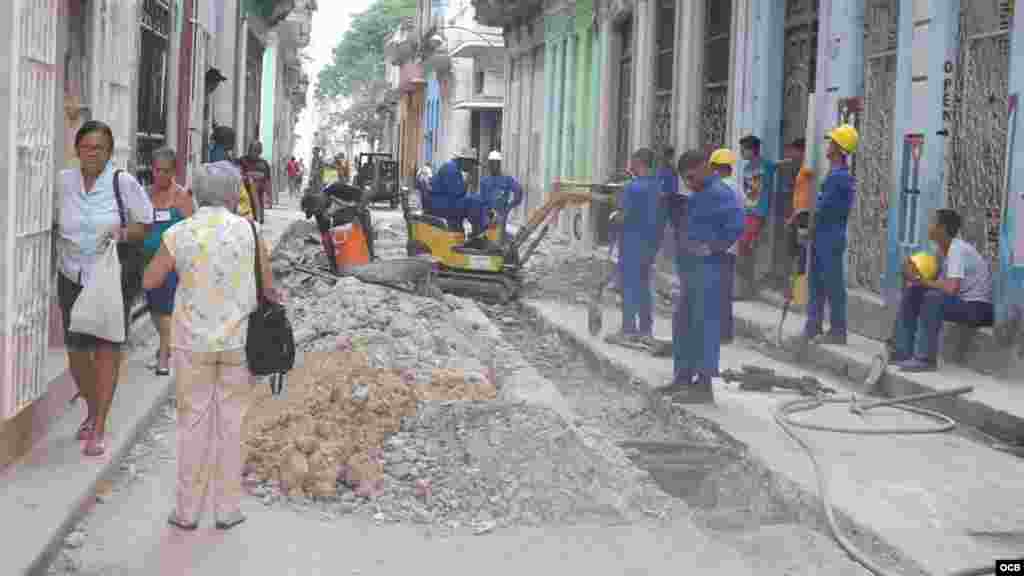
[487,150,503,161]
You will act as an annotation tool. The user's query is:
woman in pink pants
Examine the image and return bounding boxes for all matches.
[143,162,279,531]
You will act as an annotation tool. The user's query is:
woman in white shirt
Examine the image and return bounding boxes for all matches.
[56,120,154,457]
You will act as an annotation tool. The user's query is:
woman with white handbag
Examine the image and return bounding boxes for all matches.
[56,120,154,457]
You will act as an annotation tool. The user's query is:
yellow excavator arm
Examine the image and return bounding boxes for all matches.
[510,180,619,266]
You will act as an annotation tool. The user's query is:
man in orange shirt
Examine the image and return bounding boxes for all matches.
[785,138,814,225]
[784,138,814,262]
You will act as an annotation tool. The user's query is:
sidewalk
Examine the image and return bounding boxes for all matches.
[526,299,1024,576]
[0,204,303,576]
[625,252,1024,446]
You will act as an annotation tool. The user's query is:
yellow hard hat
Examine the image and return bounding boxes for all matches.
[827,124,859,154]
[709,148,737,166]
[910,251,939,281]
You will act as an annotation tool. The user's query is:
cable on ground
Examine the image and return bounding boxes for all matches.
[774,387,995,576]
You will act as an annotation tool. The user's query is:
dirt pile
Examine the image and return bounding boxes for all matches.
[244,348,497,500]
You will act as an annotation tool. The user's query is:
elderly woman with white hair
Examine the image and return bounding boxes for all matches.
[143,162,279,531]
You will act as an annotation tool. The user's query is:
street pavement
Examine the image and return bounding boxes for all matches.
[51,407,758,576]
[1,200,304,576]
[527,299,1024,576]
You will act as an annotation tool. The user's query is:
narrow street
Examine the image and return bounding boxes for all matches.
[44,202,926,576]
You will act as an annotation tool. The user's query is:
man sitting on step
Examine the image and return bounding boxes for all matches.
[892,208,994,373]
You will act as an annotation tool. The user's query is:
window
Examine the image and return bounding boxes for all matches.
[136,0,170,185]
[656,0,675,92]
[475,69,485,95]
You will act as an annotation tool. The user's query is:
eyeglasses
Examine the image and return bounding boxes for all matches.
[78,145,108,153]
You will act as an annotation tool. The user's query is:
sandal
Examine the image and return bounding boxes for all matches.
[76,419,94,441]
[168,513,198,531]
[83,435,106,457]
[215,514,247,531]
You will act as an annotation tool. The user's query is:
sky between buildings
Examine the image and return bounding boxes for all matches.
[295,0,372,165]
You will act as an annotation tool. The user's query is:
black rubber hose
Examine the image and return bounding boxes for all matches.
[774,388,994,576]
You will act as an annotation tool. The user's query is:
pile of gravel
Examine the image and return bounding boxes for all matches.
[318,400,679,530]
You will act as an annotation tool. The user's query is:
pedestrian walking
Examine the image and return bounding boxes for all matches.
[57,120,154,456]
[287,156,302,198]
[240,141,271,222]
[607,148,662,348]
[664,150,744,404]
[803,124,859,345]
[708,148,742,343]
[143,162,280,531]
[144,147,194,376]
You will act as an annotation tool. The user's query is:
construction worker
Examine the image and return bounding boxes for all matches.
[479,150,523,243]
[737,134,778,298]
[709,148,742,343]
[607,148,662,348]
[665,150,745,404]
[803,124,859,345]
[429,148,497,252]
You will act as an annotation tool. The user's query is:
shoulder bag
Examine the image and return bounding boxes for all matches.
[112,170,146,304]
[245,220,295,394]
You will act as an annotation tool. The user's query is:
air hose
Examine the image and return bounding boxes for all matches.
[774,386,995,576]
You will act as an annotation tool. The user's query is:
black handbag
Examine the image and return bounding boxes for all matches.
[245,220,295,394]
[112,170,146,304]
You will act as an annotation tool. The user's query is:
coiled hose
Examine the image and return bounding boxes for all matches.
[774,386,995,576]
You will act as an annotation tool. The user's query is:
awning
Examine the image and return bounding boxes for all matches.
[452,100,504,111]
[449,40,504,60]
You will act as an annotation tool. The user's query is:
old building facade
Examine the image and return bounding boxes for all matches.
[0,0,314,469]
[476,0,1023,339]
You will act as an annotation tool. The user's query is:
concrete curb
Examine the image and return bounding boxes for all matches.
[727,305,1024,446]
[643,265,1023,445]
[520,300,931,575]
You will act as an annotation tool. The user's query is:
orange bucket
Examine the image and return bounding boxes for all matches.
[330,223,370,269]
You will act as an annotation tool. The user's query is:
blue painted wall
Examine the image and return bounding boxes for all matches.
[1001,2,1024,318]
[425,75,440,166]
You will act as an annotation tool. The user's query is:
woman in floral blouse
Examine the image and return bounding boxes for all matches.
[143,162,279,531]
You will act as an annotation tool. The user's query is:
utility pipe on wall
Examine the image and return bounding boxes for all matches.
[176,0,194,183]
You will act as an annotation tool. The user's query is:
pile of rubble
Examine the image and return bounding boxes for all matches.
[241,220,679,528]
[360,400,677,529]
[244,348,497,500]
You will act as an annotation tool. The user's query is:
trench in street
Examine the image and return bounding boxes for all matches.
[479,299,927,576]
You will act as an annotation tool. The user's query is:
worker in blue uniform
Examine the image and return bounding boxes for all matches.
[654,146,677,257]
[479,150,523,243]
[663,150,745,404]
[803,124,859,345]
[607,148,662,347]
[429,147,497,252]
[708,148,742,344]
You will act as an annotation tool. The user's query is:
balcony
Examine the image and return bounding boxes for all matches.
[447,26,503,61]
[469,0,544,28]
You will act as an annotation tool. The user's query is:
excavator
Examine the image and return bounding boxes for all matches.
[400,180,618,303]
